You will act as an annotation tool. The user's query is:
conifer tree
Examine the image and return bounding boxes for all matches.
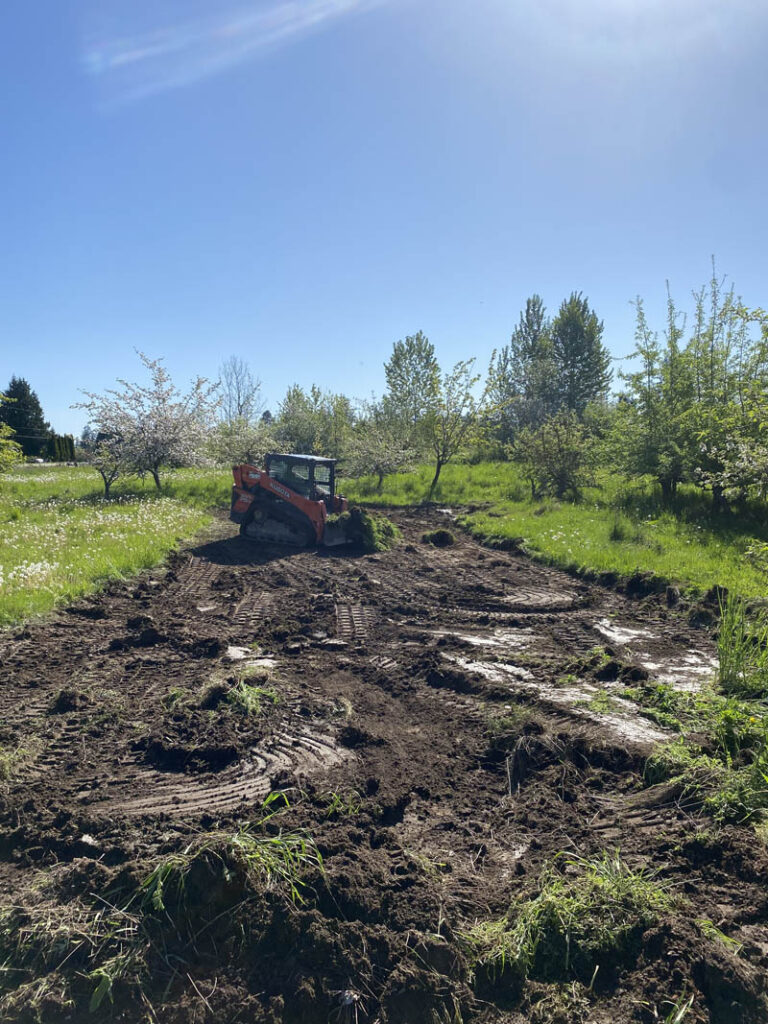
[0,377,50,456]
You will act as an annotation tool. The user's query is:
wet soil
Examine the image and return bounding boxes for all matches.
[1,508,766,1023]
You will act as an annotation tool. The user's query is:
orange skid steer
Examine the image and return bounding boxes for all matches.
[230,453,350,546]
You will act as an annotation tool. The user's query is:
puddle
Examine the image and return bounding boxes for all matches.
[524,678,670,744]
[595,619,655,645]
[594,618,718,692]
[446,655,533,683]
[430,628,533,650]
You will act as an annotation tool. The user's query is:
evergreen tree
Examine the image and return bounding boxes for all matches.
[0,377,50,456]
[550,293,612,415]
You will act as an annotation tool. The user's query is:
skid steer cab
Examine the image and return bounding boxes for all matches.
[230,453,350,547]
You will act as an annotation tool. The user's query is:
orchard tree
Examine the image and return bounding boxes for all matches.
[0,396,23,471]
[550,293,612,415]
[207,417,275,466]
[274,385,355,459]
[513,409,596,500]
[612,293,690,502]
[0,377,50,457]
[75,352,219,490]
[424,358,484,497]
[345,401,418,490]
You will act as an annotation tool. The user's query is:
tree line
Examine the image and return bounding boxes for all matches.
[0,377,75,468]
[5,266,767,515]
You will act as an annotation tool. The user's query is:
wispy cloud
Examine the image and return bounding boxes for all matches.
[83,0,384,102]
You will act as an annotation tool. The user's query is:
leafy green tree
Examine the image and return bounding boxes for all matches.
[345,400,418,490]
[423,359,484,496]
[487,295,558,441]
[0,377,50,457]
[612,292,690,502]
[550,293,612,415]
[513,409,596,500]
[274,385,354,459]
[0,396,23,470]
[383,331,440,433]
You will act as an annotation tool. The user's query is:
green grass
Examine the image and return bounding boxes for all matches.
[632,604,768,825]
[464,851,673,987]
[347,462,768,598]
[0,464,230,625]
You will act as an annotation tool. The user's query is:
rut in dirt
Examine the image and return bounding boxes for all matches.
[0,507,766,1024]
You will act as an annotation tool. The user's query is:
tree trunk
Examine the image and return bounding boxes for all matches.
[100,470,112,499]
[151,467,162,490]
[712,483,730,515]
[377,470,384,492]
[428,460,443,499]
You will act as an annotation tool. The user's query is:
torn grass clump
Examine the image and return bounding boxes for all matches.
[464,851,673,989]
[421,529,455,547]
[328,507,400,552]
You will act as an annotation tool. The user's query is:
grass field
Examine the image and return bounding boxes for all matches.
[345,462,768,598]
[4,458,767,628]
[0,465,230,625]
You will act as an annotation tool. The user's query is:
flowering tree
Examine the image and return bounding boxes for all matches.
[206,417,275,466]
[75,352,219,492]
[345,401,418,490]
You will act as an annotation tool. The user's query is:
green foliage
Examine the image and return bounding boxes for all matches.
[383,330,440,428]
[550,292,612,415]
[614,268,768,509]
[0,377,50,458]
[227,678,278,715]
[322,790,362,817]
[274,383,354,459]
[421,529,455,547]
[486,294,557,441]
[0,397,23,472]
[718,596,768,698]
[423,357,485,496]
[512,409,597,499]
[328,507,400,552]
[141,816,322,915]
[464,851,672,986]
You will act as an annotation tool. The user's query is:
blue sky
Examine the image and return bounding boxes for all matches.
[1,0,766,435]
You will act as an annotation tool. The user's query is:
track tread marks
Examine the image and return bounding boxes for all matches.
[335,603,377,642]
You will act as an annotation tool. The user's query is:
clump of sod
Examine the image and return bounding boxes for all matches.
[328,507,400,552]
[422,529,455,547]
[464,851,673,990]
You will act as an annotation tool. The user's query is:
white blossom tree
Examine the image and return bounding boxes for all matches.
[207,416,276,466]
[75,352,219,491]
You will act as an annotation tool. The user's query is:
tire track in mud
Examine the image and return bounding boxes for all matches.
[88,727,348,818]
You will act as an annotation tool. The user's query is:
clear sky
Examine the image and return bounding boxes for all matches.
[1,0,766,435]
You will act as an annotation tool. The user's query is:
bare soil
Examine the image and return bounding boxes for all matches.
[1,508,767,1023]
